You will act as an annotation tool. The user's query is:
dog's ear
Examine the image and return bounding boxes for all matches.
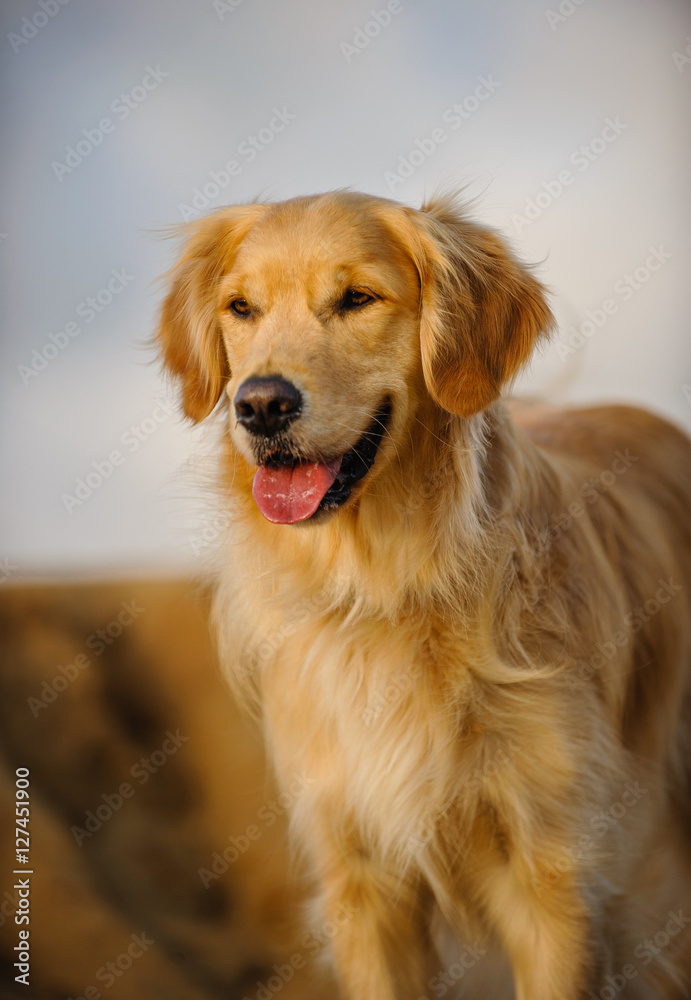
[381,196,554,417]
[156,205,264,422]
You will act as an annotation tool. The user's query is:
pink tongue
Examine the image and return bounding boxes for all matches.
[252,457,342,524]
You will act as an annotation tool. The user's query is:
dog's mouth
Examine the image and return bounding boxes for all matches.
[251,400,392,525]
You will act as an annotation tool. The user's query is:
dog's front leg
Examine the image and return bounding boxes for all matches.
[484,864,598,1000]
[315,845,433,1000]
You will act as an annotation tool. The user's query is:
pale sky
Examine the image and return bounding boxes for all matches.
[1,0,690,577]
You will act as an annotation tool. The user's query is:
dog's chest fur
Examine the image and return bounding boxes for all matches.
[251,601,520,870]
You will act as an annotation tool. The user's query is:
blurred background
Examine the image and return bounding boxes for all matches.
[1,0,689,579]
[1,1,690,997]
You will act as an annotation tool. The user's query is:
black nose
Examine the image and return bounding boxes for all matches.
[234,376,302,437]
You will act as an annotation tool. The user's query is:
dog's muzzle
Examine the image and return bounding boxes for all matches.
[233,378,391,525]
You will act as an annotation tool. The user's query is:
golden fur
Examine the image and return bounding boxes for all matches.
[157,191,691,999]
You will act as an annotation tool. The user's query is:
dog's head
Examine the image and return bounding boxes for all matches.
[157,191,552,524]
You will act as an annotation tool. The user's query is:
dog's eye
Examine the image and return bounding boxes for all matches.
[228,297,251,316]
[340,288,375,311]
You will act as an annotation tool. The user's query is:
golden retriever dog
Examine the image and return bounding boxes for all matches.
[157,191,691,999]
